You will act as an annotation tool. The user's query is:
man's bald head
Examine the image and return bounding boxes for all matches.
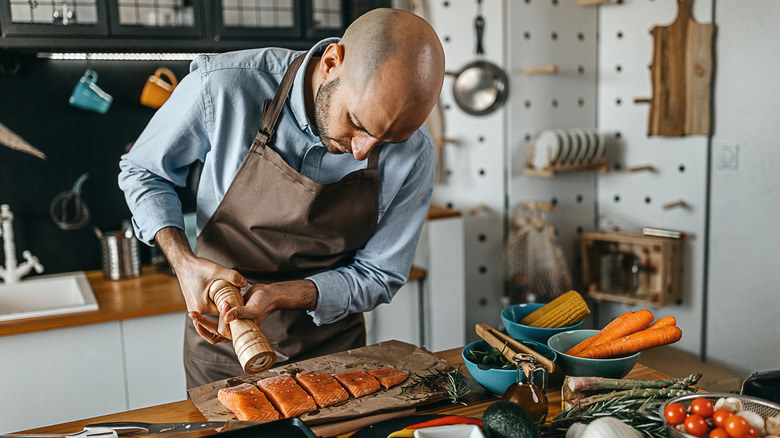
[309,8,445,160]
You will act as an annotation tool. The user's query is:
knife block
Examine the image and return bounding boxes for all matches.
[208,279,276,374]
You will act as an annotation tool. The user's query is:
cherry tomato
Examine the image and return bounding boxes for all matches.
[665,402,688,426]
[713,408,733,428]
[690,397,715,418]
[684,414,709,437]
[725,414,750,438]
[710,428,731,438]
[746,427,759,438]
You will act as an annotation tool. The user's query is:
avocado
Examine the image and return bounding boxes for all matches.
[482,401,541,438]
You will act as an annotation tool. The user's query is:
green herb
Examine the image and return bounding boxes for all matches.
[401,365,469,405]
[539,395,668,438]
[467,344,515,370]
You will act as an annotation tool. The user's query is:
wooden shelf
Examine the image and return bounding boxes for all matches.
[581,230,683,307]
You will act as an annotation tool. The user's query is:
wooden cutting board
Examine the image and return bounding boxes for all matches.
[648,0,714,137]
[188,340,465,426]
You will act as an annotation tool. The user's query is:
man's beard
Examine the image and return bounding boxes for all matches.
[314,77,351,154]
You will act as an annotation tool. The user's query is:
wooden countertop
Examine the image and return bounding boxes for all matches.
[20,347,670,437]
[0,266,186,337]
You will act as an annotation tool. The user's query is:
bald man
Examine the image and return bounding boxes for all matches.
[119,8,445,388]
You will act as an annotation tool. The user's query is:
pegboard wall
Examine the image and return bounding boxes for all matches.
[506,0,599,306]
[426,0,712,356]
[595,0,711,358]
[425,0,507,340]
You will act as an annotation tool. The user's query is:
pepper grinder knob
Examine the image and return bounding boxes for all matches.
[208,279,276,374]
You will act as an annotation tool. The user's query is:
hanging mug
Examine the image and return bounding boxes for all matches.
[140,68,178,109]
[69,69,113,114]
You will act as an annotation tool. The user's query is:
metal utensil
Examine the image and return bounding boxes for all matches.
[84,421,225,435]
[449,0,509,116]
[1,427,117,438]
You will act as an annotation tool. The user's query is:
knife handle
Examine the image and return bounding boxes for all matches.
[209,279,276,374]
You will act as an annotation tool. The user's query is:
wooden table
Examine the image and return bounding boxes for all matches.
[18,347,669,437]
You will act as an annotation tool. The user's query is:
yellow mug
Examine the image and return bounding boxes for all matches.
[140,68,178,109]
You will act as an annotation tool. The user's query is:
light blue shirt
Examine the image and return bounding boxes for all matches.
[118,38,435,326]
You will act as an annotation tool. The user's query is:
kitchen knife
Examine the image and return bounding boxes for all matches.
[1,427,118,438]
[83,422,225,435]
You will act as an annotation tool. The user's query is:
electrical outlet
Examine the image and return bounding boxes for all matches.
[717,144,739,170]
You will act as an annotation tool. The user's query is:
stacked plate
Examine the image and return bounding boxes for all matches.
[531,128,606,170]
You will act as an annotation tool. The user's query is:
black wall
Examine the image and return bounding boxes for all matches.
[0,55,195,274]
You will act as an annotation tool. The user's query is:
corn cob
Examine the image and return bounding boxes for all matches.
[520,290,580,325]
[520,290,590,328]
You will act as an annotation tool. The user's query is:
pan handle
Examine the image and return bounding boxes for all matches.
[474,13,485,56]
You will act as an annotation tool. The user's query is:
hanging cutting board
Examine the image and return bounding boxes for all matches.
[648,0,714,137]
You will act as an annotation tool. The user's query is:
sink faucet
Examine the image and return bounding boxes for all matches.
[0,204,44,284]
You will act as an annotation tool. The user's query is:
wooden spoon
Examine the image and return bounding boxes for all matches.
[475,323,556,373]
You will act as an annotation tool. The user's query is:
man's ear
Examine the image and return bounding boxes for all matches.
[319,43,344,79]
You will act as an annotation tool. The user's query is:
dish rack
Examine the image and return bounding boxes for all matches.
[524,127,609,178]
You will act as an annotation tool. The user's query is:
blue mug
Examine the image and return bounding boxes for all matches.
[69,70,113,114]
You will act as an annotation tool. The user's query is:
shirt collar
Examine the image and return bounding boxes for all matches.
[290,37,340,136]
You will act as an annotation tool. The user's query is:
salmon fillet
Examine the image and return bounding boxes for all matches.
[217,383,280,422]
[367,367,409,389]
[334,370,381,398]
[257,375,318,418]
[296,372,350,408]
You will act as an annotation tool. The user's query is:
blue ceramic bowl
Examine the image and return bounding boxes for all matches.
[462,339,557,395]
[501,303,584,344]
[547,329,640,378]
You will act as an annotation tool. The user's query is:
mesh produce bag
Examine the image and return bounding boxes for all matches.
[506,204,572,304]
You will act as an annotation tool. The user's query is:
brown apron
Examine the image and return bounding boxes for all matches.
[184,55,379,389]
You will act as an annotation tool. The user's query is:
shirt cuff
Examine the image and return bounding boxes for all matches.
[131,193,185,245]
[306,270,351,326]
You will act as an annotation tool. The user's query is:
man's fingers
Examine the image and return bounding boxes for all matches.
[189,312,229,344]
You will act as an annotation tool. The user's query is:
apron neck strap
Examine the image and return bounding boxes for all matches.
[366,145,380,170]
[253,54,306,148]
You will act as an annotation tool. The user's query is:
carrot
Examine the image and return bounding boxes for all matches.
[578,325,683,359]
[576,309,655,357]
[565,311,633,356]
[647,316,676,330]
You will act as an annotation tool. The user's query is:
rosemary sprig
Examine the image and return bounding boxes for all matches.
[400,365,469,405]
[539,395,668,438]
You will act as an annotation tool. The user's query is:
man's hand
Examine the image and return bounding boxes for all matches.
[220,279,319,332]
[154,226,247,344]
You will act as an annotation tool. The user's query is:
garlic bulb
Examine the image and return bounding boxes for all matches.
[714,396,744,412]
[767,415,780,436]
[566,422,588,438]
[580,417,643,438]
[737,410,764,434]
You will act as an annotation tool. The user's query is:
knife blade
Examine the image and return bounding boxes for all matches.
[83,422,225,435]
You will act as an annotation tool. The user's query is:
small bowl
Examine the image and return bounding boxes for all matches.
[547,329,640,378]
[462,339,557,396]
[501,303,584,344]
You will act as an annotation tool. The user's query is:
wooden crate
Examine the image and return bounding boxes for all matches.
[581,231,682,307]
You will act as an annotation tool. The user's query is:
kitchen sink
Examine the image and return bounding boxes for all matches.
[0,271,98,322]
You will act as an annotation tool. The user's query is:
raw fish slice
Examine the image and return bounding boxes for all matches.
[367,367,409,389]
[334,370,381,398]
[257,375,318,418]
[296,372,350,408]
[217,383,280,422]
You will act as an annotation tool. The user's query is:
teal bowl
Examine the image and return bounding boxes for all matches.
[462,339,557,395]
[501,303,584,344]
[547,329,640,378]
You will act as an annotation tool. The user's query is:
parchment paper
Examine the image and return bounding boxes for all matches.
[189,340,456,425]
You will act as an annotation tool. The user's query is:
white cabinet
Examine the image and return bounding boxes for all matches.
[0,322,127,433]
[122,313,187,410]
[0,312,187,433]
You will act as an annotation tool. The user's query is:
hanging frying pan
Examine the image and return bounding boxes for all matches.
[449,1,509,116]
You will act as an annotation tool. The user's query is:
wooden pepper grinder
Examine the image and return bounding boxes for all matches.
[208,279,276,374]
